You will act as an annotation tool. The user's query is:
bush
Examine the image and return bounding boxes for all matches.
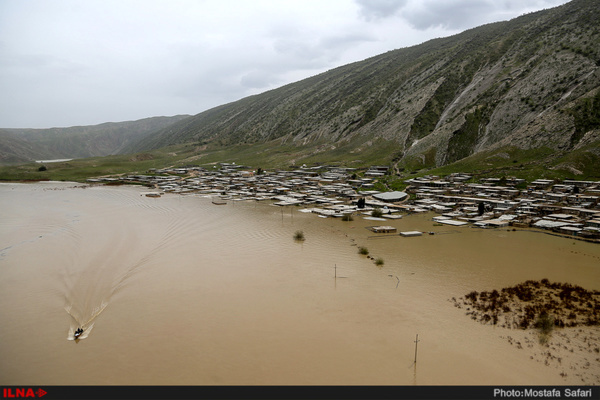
[465,291,479,302]
[372,208,383,218]
[293,230,305,241]
[38,165,47,171]
[341,214,354,221]
[375,257,384,266]
[358,246,369,255]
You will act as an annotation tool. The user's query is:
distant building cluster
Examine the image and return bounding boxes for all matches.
[405,174,600,240]
[88,165,600,241]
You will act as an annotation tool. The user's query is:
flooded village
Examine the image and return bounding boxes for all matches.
[4,168,599,386]
[88,164,600,242]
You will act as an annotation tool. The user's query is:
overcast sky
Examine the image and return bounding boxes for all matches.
[0,0,570,129]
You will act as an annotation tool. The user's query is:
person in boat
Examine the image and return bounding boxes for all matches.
[74,328,84,338]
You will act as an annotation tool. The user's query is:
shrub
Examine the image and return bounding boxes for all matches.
[341,214,354,221]
[465,291,479,302]
[375,257,384,266]
[358,246,369,255]
[293,230,305,241]
[372,208,383,218]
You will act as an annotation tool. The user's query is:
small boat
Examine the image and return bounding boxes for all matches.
[74,328,84,339]
[212,199,227,205]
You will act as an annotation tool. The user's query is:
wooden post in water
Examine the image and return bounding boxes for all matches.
[334,264,337,279]
[414,334,420,364]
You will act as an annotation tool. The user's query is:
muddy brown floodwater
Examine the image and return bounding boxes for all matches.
[1,182,598,385]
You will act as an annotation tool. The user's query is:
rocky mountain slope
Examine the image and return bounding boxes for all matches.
[129,0,600,174]
[0,115,190,165]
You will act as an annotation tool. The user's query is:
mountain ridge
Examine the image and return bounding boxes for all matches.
[125,0,599,176]
[0,115,190,164]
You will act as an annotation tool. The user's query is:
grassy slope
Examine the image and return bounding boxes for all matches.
[0,148,189,182]
[2,136,598,183]
[426,142,600,181]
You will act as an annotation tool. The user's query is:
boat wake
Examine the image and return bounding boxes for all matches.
[65,298,110,340]
[63,211,198,341]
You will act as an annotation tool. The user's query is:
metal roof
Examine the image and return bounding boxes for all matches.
[372,191,408,201]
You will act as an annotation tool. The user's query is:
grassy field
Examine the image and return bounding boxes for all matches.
[0,147,188,182]
[187,135,400,170]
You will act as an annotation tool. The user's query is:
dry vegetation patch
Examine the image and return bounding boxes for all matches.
[453,280,600,384]
[452,279,600,329]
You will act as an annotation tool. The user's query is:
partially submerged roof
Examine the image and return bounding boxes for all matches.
[400,231,423,237]
[372,191,408,202]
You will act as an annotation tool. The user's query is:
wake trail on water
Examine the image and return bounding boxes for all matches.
[63,211,199,341]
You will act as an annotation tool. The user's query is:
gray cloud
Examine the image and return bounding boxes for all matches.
[399,0,570,30]
[355,0,408,20]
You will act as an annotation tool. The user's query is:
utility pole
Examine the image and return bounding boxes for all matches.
[414,334,420,364]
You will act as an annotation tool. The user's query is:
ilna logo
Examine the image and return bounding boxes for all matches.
[2,388,47,398]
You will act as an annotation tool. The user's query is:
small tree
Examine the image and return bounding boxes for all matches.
[38,165,47,171]
[293,230,305,242]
